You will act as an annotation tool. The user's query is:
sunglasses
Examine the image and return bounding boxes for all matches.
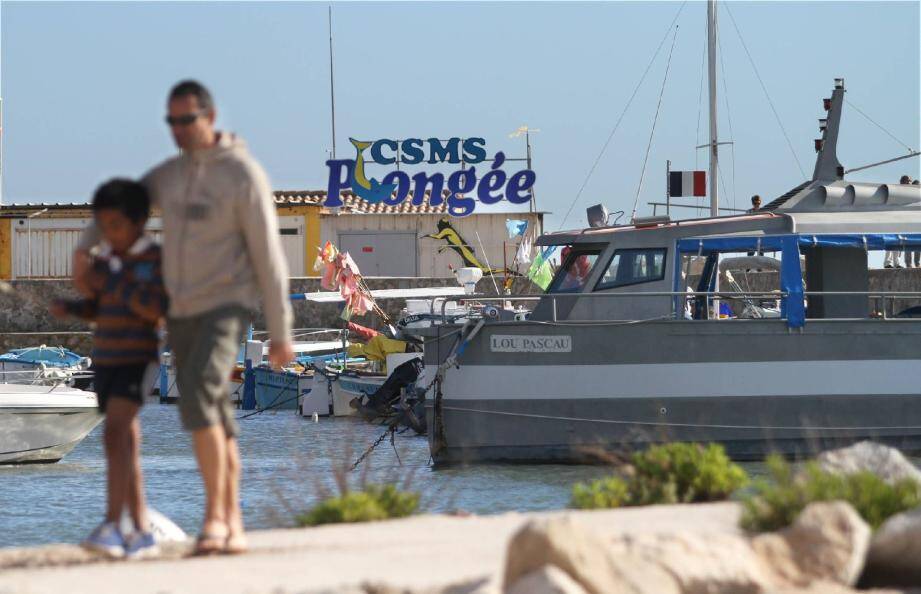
[165,111,207,127]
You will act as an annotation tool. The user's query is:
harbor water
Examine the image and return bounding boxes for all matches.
[4,401,920,549]
[0,401,613,549]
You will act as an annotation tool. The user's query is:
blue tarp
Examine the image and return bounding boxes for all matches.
[0,346,85,368]
[676,233,921,254]
[673,233,921,328]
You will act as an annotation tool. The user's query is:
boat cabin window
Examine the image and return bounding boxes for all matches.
[547,248,600,293]
[595,248,666,290]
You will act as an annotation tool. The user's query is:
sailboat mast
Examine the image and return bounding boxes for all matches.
[328,5,337,159]
[707,0,719,217]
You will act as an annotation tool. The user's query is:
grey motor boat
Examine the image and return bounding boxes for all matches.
[416,75,921,463]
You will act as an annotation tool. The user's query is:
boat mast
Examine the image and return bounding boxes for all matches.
[707,0,719,217]
[328,5,337,160]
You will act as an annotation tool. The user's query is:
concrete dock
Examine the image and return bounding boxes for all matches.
[0,503,742,594]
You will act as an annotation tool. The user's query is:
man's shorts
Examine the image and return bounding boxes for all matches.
[93,363,151,412]
[167,305,251,438]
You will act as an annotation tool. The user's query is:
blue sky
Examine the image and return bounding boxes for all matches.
[1,1,918,230]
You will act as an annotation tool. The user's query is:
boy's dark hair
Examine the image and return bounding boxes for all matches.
[92,179,150,224]
[168,80,214,112]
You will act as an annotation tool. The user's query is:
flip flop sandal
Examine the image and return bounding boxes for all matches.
[224,533,248,555]
[193,531,227,556]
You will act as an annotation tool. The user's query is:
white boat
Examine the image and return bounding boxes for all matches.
[300,365,337,417]
[332,370,386,417]
[0,383,102,464]
[331,352,424,417]
[0,346,93,389]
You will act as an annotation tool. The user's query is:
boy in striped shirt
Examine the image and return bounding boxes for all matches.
[52,179,167,559]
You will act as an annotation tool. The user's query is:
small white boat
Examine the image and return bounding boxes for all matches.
[332,371,386,417]
[300,366,335,417]
[0,346,93,389]
[331,353,424,417]
[0,383,101,464]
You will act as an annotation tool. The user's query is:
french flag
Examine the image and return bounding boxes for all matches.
[669,171,706,197]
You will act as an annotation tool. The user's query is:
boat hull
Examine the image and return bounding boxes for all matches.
[0,387,102,464]
[301,373,333,417]
[423,319,921,463]
[333,374,386,417]
[253,367,312,411]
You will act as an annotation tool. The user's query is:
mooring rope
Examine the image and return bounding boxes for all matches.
[440,405,921,432]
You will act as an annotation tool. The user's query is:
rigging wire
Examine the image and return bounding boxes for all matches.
[557,0,688,231]
[695,36,706,171]
[723,2,807,180]
[717,31,737,210]
[631,25,680,222]
[717,159,731,213]
[845,98,915,153]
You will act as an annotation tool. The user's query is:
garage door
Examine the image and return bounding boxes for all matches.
[278,216,305,276]
[339,232,418,277]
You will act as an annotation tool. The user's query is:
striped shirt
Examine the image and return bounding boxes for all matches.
[63,236,168,366]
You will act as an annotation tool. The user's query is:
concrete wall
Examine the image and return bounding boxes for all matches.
[0,275,540,354]
[320,213,543,278]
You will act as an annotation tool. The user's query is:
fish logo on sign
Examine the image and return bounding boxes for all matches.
[348,138,397,204]
[324,136,537,216]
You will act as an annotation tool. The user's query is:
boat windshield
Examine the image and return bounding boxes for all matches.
[547,247,600,293]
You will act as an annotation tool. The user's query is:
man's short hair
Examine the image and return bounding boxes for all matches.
[168,80,214,112]
[751,195,761,204]
[92,179,150,224]
[900,175,912,184]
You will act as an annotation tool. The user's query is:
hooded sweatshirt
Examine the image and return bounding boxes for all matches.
[78,133,292,342]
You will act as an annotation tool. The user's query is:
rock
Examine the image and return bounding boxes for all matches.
[506,566,589,594]
[503,505,872,594]
[608,531,773,594]
[501,516,679,594]
[815,441,921,485]
[862,506,921,587]
[752,502,870,588]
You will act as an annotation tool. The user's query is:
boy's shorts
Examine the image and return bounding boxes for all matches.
[167,304,250,438]
[93,363,151,412]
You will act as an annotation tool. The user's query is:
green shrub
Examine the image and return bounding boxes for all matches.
[570,443,749,509]
[571,476,630,509]
[365,484,420,519]
[297,484,420,527]
[740,455,921,532]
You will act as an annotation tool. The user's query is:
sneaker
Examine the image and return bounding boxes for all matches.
[124,531,160,560]
[82,522,125,558]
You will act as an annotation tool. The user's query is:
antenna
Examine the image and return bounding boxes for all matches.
[509,126,540,212]
[0,97,4,207]
[328,5,337,160]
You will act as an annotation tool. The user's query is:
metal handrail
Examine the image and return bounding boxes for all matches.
[439,290,921,323]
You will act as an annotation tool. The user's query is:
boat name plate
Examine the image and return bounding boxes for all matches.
[489,335,572,353]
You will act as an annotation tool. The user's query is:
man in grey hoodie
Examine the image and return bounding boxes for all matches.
[74,80,293,554]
